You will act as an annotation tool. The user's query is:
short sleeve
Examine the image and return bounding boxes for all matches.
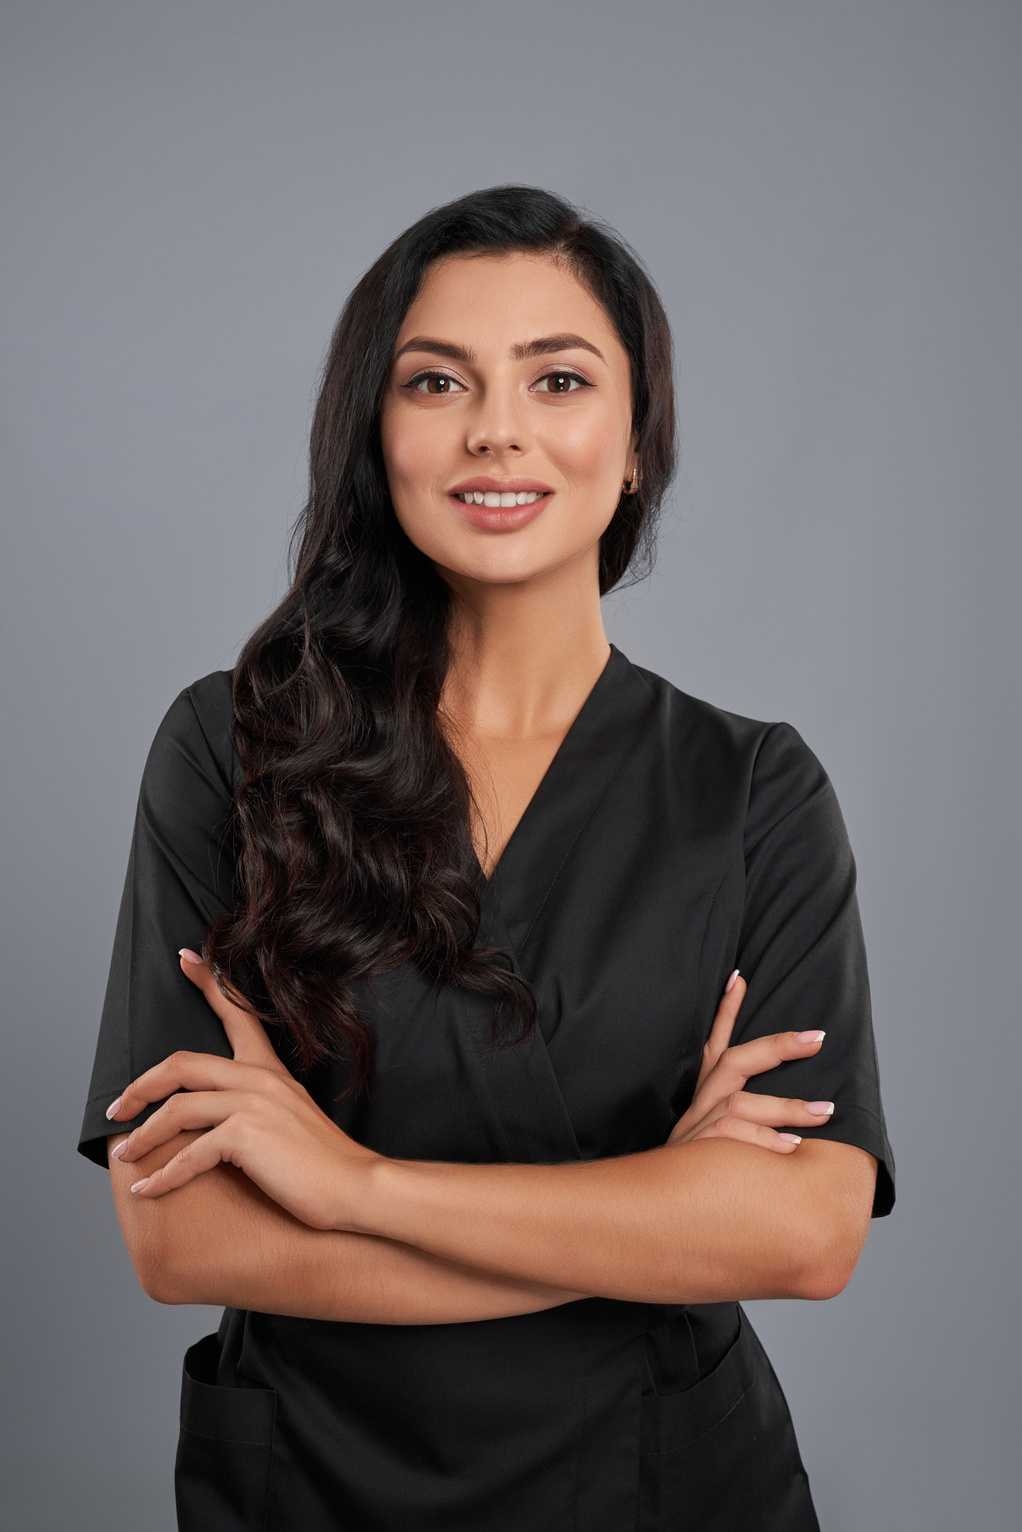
[78,672,239,1167]
[731,723,895,1216]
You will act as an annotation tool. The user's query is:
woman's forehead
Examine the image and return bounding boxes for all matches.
[395,251,622,357]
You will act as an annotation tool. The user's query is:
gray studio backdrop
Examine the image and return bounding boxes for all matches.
[2,2,1019,1528]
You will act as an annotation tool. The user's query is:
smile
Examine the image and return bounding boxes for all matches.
[455,491,546,507]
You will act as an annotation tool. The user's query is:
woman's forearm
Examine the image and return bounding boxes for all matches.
[108,1134,584,1324]
[348,1138,877,1305]
[111,965,877,1307]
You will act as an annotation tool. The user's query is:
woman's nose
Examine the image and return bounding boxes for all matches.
[465,385,530,457]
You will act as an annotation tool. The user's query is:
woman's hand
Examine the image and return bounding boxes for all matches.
[106,951,375,1230]
[666,973,836,1153]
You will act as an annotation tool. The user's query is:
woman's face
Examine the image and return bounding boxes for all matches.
[380,252,636,591]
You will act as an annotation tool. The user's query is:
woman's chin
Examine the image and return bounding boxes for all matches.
[435,541,597,593]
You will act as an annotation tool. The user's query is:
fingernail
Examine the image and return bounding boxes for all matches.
[130,1178,149,1194]
[795,1030,826,1043]
[110,1139,129,1159]
[724,969,740,994]
[778,1133,802,1145]
[179,948,203,964]
[105,1097,122,1120]
[806,1101,835,1116]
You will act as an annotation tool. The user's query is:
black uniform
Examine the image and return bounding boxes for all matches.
[79,648,894,1531]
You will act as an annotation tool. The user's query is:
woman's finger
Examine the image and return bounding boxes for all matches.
[109,1089,245,1160]
[708,1091,835,1130]
[707,1028,826,1096]
[127,1122,236,1199]
[690,1114,803,1154]
[106,1051,259,1122]
[666,1030,828,1146]
[667,1090,833,1145]
[696,972,747,1088]
[178,949,284,1070]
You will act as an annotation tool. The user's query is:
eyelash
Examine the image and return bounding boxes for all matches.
[403,369,594,394]
[404,371,465,394]
[534,370,593,393]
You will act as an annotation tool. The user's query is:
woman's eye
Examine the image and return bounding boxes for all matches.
[407,372,465,394]
[534,371,590,394]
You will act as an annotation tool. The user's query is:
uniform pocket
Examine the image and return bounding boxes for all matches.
[175,1332,277,1532]
[637,1313,819,1531]
[639,1309,755,1456]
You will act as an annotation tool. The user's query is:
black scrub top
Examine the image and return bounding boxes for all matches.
[80,648,893,1532]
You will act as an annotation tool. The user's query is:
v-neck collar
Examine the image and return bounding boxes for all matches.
[480,646,656,960]
[472,645,618,888]
[451,648,657,1167]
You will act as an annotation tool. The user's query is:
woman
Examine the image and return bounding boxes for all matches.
[80,185,893,1531]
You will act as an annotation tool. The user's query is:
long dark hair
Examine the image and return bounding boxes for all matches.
[205,186,676,1083]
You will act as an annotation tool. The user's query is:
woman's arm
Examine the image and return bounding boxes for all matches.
[345,980,876,1304]
[113,1132,873,1313]
[109,1132,585,1323]
[111,960,876,1309]
[356,1137,875,1305]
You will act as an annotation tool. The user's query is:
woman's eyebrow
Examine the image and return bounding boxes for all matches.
[511,333,605,362]
[392,333,605,364]
[393,337,476,362]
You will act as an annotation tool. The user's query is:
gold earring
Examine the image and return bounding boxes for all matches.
[623,472,639,494]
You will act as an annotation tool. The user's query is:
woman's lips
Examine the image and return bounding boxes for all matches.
[448,482,553,531]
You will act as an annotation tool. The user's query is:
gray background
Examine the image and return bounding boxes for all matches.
[1,1,1018,1527]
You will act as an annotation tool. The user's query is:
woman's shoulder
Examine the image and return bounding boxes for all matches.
[142,670,238,807]
[627,658,835,830]
[629,659,812,762]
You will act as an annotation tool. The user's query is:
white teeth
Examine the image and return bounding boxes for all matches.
[456,490,545,506]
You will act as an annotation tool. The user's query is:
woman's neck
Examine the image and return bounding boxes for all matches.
[440,556,610,743]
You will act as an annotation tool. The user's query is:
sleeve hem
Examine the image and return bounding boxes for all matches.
[798,1100,895,1218]
[79,1095,165,1169]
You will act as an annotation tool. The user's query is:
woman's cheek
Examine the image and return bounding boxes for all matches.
[554,403,628,470]
[550,415,630,518]
[381,416,430,503]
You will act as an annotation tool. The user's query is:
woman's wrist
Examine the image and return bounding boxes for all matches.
[343,1154,468,1248]
[338,1151,404,1237]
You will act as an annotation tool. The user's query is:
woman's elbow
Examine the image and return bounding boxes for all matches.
[136,1265,182,1306]
[108,1135,228,1306]
[111,1184,213,1304]
[125,1229,198,1306]
[789,1143,876,1300]
[791,1206,871,1300]
[792,1242,858,1302]
[141,1263,198,1307]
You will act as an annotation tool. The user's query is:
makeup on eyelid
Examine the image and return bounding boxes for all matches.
[403,367,593,396]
